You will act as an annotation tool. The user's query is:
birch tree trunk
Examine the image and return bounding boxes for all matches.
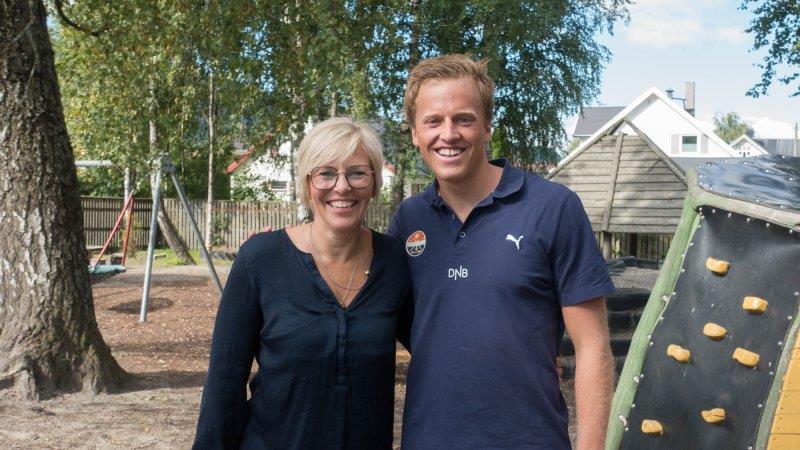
[204,70,215,250]
[148,85,195,265]
[390,0,420,211]
[0,0,126,399]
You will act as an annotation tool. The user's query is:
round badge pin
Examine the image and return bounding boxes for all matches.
[405,230,426,257]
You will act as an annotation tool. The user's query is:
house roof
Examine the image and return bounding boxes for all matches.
[755,138,799,157]
[671,156,735,172]
[225,148,254,174]
[548,118,687,234]
[573,106,625,137]
[564,87,738,163]
[730,134,763,151]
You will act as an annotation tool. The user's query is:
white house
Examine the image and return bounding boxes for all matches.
[730,135,795,157]
[566,86,739,172]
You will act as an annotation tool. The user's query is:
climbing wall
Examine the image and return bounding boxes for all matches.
[608,155,800,450]
[621,207,800,448]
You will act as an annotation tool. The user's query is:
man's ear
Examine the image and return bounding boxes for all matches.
[410,126,420,149]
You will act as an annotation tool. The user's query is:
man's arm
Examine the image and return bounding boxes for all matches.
[562,297,614,450]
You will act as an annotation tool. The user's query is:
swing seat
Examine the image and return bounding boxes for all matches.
[88,264,126,284]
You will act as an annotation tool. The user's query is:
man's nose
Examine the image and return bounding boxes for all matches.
[441,120,460,141]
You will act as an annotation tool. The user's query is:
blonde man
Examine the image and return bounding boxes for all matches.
[388,54,614,449]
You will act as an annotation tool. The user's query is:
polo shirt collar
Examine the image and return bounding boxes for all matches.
[422,158,525,207]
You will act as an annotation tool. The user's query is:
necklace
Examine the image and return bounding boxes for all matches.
[308,223,365,306]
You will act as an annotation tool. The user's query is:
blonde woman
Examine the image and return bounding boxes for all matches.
[194,117,410,449]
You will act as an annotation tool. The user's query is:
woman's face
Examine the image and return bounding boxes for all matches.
[308,147,374,234]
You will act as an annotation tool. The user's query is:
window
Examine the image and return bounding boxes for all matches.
[739,144,751,157]
[268,180,288,192]
[681,135,698,152]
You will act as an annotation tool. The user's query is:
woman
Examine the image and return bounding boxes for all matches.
[193,117,410,449]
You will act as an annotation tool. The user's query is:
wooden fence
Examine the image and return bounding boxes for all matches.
[594,231,672,261]
[81,196,393,251]
[82,196,672,259]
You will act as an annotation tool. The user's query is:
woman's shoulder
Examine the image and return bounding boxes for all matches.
[238,229,288,261]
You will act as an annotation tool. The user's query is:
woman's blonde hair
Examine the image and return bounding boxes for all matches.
[296,116,383,208]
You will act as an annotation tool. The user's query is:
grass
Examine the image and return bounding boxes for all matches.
[112,248,234,268]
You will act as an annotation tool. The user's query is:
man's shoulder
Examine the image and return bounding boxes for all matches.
[394,192,434,221]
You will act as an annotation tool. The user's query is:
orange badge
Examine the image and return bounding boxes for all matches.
[406,230,426,257]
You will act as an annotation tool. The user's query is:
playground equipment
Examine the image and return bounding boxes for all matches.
[607,155,800,449]
[76,158,223,322]
[140,153,222,322]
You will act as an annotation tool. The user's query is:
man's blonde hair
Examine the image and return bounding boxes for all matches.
[404,54,495,129]
[296,116,383,209]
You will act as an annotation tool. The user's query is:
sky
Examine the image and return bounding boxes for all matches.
[569,0,799,139]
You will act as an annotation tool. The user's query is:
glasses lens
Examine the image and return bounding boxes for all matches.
[311,167,337,190]
[346,166,373,188]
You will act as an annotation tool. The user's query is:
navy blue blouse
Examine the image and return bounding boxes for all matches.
[193,229,410,449]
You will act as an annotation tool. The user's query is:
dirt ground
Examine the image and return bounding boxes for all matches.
[0,263,578,449]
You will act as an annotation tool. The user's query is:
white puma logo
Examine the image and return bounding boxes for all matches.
[505,234,523,250]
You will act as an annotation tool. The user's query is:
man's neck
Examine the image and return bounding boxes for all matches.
[438,162,503,222]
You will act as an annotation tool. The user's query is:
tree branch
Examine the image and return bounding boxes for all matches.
[52,0,107,37]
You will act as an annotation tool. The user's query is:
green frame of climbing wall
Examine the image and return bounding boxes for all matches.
[606,169,800,449]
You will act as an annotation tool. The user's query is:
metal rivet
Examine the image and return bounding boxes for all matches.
[712,209,716,214]
[689,242,694,246]
[727,213,732,218]
[779,341,783,346]
[770,371,774,376]
[789,316,794,321]
[794,292,799,297]
[766,223,771,228]
[746,218,751,223]
[649,341,654,346]
[661,294,670,303]
[631,403,636,409]
[681,268,686,273]
[633,375,640,384]
[624,427,629,432]
[758,403,763,409]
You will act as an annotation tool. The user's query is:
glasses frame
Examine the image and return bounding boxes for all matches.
[308,165,375,190]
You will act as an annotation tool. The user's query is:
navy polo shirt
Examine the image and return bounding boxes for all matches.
[388,159,614,449]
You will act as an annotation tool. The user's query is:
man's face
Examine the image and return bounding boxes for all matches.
[410,77,492,186]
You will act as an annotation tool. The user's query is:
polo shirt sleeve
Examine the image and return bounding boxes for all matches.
[193,243,263,449]
[550,191,614,306]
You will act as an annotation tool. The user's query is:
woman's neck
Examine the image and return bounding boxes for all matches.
[309,222,363,262]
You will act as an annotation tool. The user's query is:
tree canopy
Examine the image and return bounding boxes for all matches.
[741,0,800,97]
[713,111,755,143]
[53,0,630,203]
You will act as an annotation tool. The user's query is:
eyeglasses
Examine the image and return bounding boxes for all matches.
[309,165,374,190]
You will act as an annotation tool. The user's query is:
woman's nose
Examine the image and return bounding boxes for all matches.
[332,171,351,193]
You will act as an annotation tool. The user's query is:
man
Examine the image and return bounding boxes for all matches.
[388,54,614,449]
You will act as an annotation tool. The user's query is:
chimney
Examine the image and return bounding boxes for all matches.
[666,88,674,100]
[684,82,695,116]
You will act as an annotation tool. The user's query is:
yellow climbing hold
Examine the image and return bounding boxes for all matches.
[705,257,730,275]
[743,296,768,314]
[667,344,691,363]
[703,323,727,340]
[733,347,760,368]
[641,419,664,435]
[701,408,726,424]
